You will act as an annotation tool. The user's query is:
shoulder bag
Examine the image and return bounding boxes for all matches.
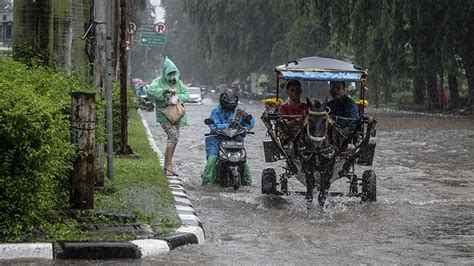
[161,102,186,124]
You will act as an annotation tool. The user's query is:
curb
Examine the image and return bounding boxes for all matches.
[138,110,205,245]
[367,107,469,120]
[0,111,204,261]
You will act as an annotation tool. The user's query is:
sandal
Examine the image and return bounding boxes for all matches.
[164,167,179,177]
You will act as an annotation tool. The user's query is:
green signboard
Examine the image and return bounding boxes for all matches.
[139,24,166,47]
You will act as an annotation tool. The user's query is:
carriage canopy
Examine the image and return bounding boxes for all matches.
[274,56,366,82]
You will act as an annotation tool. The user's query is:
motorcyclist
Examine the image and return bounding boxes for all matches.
[201,89,256,186]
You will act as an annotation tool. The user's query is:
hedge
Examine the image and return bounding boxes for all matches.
[0,59,96,241]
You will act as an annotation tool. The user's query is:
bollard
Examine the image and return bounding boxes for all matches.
[71,92,96,209]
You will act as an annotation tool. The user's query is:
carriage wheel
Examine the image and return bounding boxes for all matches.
[362,170,376,202]
[261,168,277,194]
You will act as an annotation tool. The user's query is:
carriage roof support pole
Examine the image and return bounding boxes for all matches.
[276,72,280,102]
[360,72,368,116]
[360,80,365,115]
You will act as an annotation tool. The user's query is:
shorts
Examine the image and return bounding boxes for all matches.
[160,120,180,148]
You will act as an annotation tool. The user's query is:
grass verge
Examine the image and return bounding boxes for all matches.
[37,109,181,242]
[94,109,181,233]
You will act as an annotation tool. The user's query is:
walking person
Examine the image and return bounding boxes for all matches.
[147,57,189,176]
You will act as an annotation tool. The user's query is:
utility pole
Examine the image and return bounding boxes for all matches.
[127,35,132,80]
[105,0,114,180]
[71,92,96,209]
[144,46,148,81]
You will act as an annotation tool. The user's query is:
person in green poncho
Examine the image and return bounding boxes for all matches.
[147,57,189,176]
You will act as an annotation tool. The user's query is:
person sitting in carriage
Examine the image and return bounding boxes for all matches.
[327,81,359,152]
[278,80,309,150]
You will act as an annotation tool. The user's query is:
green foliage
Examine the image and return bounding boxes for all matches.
[393,90,413,106]
[11,43,49,67]
[182,0,293,82]
[0,50,12,60]
[178,0,474,109]
[0,59,98,241]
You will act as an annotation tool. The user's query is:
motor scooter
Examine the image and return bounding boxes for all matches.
[136,85,154,112]
[204,118,254,190]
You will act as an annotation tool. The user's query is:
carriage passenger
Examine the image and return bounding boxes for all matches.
[327,81,359,132]
[201,89,255,186]
[278,80,308,148]
[327,81,359,151]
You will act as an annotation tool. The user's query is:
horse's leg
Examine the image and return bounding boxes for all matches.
[317,172,329,207]
[318,159,333,207]
[305,171,315,206]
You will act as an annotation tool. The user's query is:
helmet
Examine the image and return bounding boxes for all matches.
[219,89,239,111]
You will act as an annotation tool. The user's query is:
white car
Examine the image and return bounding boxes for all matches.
[187,86,203,104]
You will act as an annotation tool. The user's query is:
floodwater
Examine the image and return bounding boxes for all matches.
[140,95,473,264]
[11,95,471,265]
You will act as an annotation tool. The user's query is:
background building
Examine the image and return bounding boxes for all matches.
[0,0,13,47]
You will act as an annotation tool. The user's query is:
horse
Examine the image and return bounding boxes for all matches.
[295,98,337,207]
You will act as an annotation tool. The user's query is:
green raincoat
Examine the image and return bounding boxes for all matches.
[147,57,189,126]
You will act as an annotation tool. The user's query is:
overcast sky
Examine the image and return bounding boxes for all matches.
[149,0,165,22]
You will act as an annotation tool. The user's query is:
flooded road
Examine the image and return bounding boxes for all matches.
[142,96,473,264]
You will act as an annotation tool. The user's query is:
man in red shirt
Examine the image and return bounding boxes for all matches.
[278,80,309,149]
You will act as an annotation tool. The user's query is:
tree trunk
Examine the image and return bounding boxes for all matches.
[93,0,107,186]
[13,0,89,79]
[382,75,392,103]
[464,62,474,108]
[460,47,474,107]
[93,1,106,92]
[448,74,460,109]
[425,68,439,110]
[12,0,51,64]
[370,74,379,108]
[112,0,120,76]
[116,0,133,155]
[412,30,425,105]
[457,10,474,108]
[413,74,424,105]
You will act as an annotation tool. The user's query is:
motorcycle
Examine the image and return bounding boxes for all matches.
[136,85,154,112]
[204,118,254,190]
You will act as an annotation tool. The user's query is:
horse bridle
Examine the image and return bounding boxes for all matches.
[305,107,333,142]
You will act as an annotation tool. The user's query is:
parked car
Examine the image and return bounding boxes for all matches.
[188,86,203,104]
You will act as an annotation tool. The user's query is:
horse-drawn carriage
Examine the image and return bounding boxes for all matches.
[261,56,377,207]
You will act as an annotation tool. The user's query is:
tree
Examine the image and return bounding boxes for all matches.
[13,0,90,80]
[178,0,473,110]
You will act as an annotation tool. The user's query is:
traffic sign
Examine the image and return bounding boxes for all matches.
[128,22,137,35]
[140,24,166,47]
[154,22,166,33]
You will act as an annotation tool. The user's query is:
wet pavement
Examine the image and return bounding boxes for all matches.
[139,95,474,264]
